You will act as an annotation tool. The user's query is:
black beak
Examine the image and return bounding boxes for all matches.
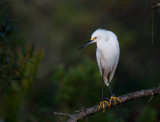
[78,40,92,50]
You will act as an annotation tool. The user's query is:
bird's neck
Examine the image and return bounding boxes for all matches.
[96,41,107,50]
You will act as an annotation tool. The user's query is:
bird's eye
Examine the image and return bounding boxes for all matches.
[91,37,97,41]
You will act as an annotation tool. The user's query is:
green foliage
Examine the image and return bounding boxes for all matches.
[52,58,101,112]
[0,1,28,92]
[136,106,158,122]
[0,2,43,122]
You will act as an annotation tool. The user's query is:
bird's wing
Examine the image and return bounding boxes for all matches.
[108,55,119,82]
[96,49,102,76]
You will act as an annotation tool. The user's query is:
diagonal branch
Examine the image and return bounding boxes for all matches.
[53,86,160,122]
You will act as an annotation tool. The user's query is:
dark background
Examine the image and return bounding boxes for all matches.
[0,0,160,121]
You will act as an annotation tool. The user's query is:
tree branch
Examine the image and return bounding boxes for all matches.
[54,112,72,117]
[53,86,160,122]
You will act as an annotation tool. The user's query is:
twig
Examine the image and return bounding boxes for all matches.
[54,112,72,117]
[54,86,160,122]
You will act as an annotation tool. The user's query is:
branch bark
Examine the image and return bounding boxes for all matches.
[53,86,160,122]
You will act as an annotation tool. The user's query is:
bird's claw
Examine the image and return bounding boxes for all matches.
[98,101,110,112]
[109,96,122,106]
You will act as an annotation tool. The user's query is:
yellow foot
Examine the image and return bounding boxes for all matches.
[109,96,122,106]
[98,101,110,112]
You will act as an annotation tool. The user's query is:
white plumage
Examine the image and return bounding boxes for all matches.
[79,28,120,86]
[91,29,120,86]
[79,29,121,110]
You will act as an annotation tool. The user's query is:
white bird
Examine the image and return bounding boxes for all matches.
[79,29,121,112]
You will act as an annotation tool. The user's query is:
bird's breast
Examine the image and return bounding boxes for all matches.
[96,40,119,73]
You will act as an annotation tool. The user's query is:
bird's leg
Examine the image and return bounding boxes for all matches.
[109,83,114,96]
[101,78,104,100]
[108,83,122,106]
[104,83,113,100]
[98,69,110,112]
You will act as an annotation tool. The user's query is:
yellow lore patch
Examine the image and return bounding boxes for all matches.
[91,37,97,40]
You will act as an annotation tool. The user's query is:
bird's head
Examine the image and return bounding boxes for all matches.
[79,29,108,50]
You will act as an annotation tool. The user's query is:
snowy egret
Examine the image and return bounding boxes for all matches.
[79,29,121,112]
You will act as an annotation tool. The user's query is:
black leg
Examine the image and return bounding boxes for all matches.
[108,82,122,106]
[102,78,104,100]
[108,82,114,96]
[101,69,104,100]
[98,69,111,111]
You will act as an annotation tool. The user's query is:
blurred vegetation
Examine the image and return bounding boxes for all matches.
[0,0,160,122]
[0,1,43,122]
